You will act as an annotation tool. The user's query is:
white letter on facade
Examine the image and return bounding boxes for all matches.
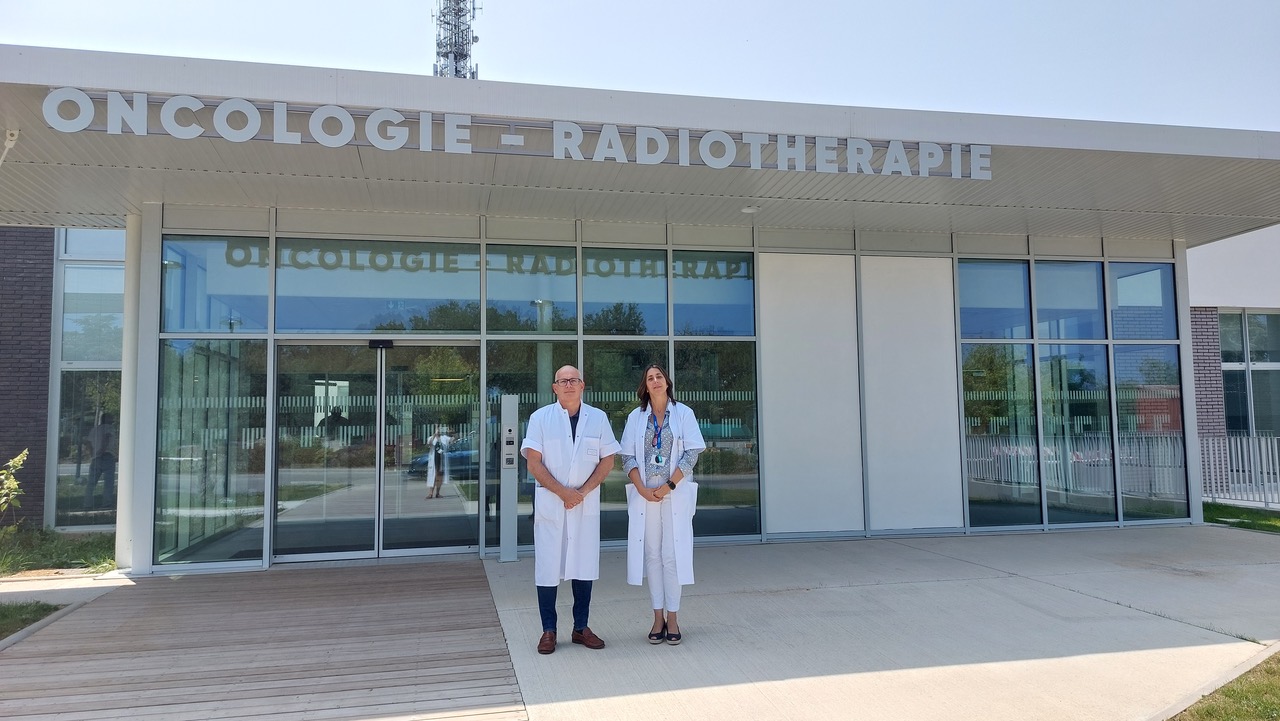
[881,140,912,176]
[553,121,585,160]
[273,102,301,145]
[678,129,691,167]
[776,135,806,171]
[917,142,944,176]
[815,137,838,173]
[419,112,433,151]
[106,92,148,136]
[43,87,96,133]
[846,138,874,174]
[742,132,768,169]
[593,124,628,162]
[213,98,262,143]
[698,130,736,169]
[635,126,669,165]
[309,105,355,148]
[970,145,992,180]
[444,114,472,153]
[950,143,963,178]
[367,108,408,151]
[160,95,206,139]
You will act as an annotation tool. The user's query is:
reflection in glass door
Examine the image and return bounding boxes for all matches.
[274,344,480,559]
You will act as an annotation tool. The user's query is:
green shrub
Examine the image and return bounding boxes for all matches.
[0,449,29,527]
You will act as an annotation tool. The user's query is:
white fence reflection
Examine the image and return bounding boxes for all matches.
[966,434,1188,501]
[1202,436,1280,508]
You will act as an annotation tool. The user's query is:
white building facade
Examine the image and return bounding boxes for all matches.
[4,45,1279,574]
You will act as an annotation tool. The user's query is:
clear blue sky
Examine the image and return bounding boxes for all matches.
[1,0,1276,131]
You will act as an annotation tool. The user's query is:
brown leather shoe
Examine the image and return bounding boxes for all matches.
[571,627,606,649]
[537,631,556,655]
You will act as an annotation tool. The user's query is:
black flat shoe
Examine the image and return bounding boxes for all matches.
[666,629,682,646]
[648,622,667,645]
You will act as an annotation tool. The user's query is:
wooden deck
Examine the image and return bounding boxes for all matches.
[0,559,526,721]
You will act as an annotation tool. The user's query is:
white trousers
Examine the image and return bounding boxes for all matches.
[644,495,682,611]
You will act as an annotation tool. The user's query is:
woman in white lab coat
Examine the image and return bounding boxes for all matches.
[621,364,705,645]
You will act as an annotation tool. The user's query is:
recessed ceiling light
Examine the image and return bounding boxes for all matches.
[741,205,761,214]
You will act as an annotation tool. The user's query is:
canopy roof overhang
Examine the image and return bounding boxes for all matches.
[2,44,1279,247]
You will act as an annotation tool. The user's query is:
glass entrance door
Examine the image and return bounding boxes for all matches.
[273,343,481,560]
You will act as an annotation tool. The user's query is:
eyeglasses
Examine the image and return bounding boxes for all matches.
[553,378,583,387]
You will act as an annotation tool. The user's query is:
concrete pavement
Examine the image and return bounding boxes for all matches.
[3,524,1280,720]
[484,525,1280,721]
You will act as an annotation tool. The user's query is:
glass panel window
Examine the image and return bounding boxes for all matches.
[1039,344,1116,523]
[1223,370,1249,434]
[1035,261,1105,340]
[583,340,668,541]
[155,339,268,564]
[382,345,481,550]
[962,344,1040,526]
[486,340,579,546]
[583,248,667,335]
[1114,345,1188,519]
[485,245,577,333]
[672,251,754,336]
[674,341,760,535]
[1219,312,1244,363]
[276,238,480,333]
[1252,369,1280,435]
[958,260,1031,339]
[62,265,123,362]
[1110,263,1177,340]
[1247,312,1280,363]
[162,236,269,333]
[55,371,121,526]
[63,228,125,260]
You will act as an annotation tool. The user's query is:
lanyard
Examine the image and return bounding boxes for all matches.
[651,411,664,465]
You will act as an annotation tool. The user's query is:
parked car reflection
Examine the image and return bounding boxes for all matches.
[407,431,479,480]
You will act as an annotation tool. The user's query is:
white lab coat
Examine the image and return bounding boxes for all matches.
[621,401,706,586]
[521,402,621,587]
[427,433,452,479]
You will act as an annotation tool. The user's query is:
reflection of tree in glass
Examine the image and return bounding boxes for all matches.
[371,300,482,332]
[486,304,574,331]
[409,347,475,396]
[1249,314,1275,362]
[583,302,646,335]
[62,313,122,360]
[675,342,756,431]
[1042,354,1101,391]
[1136,358,1179,385]
[963,346,1026,432]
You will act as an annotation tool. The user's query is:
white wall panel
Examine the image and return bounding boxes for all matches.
[485,216,575,242]
[861,256,964,530]
[759,254,863,533]
[1188,225,1280,307]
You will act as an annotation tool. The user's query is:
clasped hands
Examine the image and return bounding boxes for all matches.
[636,485,668,503]
[558,486,586,510]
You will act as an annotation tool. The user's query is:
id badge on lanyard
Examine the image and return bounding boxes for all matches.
[651,413,665,467]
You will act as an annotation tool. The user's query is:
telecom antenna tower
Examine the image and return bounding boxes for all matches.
[433,0,481,79]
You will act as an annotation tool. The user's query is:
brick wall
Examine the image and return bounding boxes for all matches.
[0,226,54,525]
[1190,306,1226,437]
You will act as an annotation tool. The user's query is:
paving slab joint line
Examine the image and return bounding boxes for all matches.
[0,600,84,653]
[888,539,1263,644]
[1147,638,1280,721]
[1029,576,1262,644]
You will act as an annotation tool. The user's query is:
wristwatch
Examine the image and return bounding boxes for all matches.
[666,479,677,490]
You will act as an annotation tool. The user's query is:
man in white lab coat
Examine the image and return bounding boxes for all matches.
[521,365,621,655]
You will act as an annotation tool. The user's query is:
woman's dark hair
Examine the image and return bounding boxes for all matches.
[636,363,677,410]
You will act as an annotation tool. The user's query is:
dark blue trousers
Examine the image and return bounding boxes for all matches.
[537,580,592,633]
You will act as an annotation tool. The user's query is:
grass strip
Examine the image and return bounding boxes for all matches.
[0,601,62,640]
[1203,502,1280,534]
[0,527,116,576]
